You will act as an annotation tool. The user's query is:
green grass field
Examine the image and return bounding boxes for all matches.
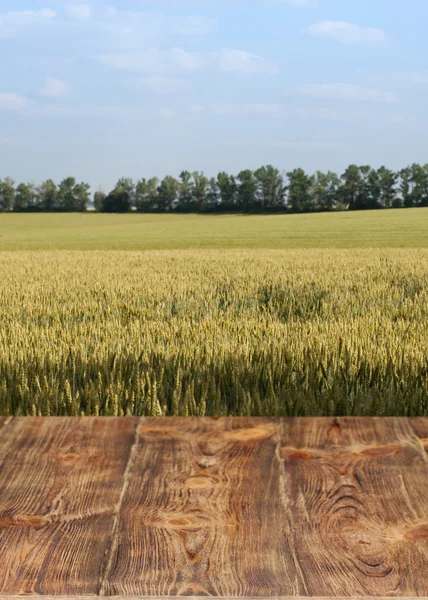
[0,208,427,250]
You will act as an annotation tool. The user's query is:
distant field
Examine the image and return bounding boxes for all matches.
[0,208,427,250]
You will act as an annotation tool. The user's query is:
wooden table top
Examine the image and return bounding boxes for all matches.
[0,417,427,599]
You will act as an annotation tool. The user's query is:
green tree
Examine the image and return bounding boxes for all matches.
[286,168,313,212]
[74,182,90,212]
[237,170,258,213]
[178,171,194,212]
[367,168,381,209]
[192,171,209,212]
[311,171,340,211]
[157,176,179,212]
[340,165,363,210]
[400,167,412,208]
[410,163,428,207]
[217,172,237,211]
[0,177,15,212]
[377,167,397,208]
[254,165,284,211]
[114,178,135,209]
[102,190,130,213]
[14,183,34,212]
[94,188,106,212]
[205,177,219,212]
[37,179,58,211]
[135,178,159,212]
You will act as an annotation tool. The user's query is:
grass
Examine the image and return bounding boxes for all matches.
[0,208,427,250]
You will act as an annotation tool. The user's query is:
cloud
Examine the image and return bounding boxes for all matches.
[101,8,217,39]
[0,93,28,110]
[296,83,400,104]
[98,50,166,72]
[391,72,428,84]
[171,47,207,70]
[39,77,71,98]
[65,4,92,21]
[140,75,187,93]
[212,104,283,117]
[0,8,56,38]
[306,21,387,46]
[218,49,279,74]
[98,47,278,76]
[281,0,316,5]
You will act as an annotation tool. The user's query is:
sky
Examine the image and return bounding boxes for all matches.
[1,0,428,192]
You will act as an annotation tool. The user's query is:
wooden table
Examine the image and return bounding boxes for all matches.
[0,417,427,598]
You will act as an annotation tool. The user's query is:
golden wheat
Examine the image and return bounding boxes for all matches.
[0,249,427,416]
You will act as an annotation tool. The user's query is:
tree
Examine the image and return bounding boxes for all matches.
[114,178,135,209]
[102,190,130,213]
[205,178,219,212]
[0,177,15,212]
[57,177,88,212]
[286,168,313,212]
[94,188,106,212]
[135,178,159,212]
[377,167,397,208]
[14,183,34,212]
[178,171,194,212]
[340,165,363,210]
[237,170,258,212]
[192,171,209,212]
[400,167,413,208]
[311,171,340,211]
[410,163,428,207]
[37,179,58,211]
[74,182,90,212]
[367,168,382,210]
[157,176,180,212]
[217,172,237,211]
[254,165,284,211]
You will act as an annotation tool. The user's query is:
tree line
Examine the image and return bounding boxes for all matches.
[1,164,428,214]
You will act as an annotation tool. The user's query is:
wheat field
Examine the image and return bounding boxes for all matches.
[1,249,427,416]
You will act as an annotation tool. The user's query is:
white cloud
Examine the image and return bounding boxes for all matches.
[268,140,346,150]
[99,47,278,76]
[282,0,316,5]
[392,72,428,84]
[306,21,387,46]
[0,9,56,38]
[171,47,207,71]
[140,75,187,93]
[218,49,279,74]
[296,83,400,104]
[101,8,216,39]
[98,51,166,72]
[212,104,283,117]
[39,77,71,98]
[65,4,92,21]
[0,93,28,110]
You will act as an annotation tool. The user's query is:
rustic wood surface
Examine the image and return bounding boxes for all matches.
[0,418,427,598]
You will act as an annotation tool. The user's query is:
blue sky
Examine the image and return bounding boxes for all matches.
[1,0,428,191]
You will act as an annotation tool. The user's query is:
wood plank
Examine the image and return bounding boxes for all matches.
[0,597,425,600]
[103,417,305,597]
[0,417,138,595]
[278,417,428,598]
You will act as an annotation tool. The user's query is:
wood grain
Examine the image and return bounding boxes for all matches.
[103,417,301,597]
[0,417,137,595]
[0,417,427,598]
[278,418,428,597]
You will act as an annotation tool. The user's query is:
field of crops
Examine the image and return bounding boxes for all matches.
[1,208,428,250]
[1,248,427,416]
